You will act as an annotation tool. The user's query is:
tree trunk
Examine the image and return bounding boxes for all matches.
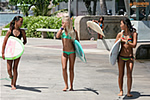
[68,0,71,17]
[100,0,107,15]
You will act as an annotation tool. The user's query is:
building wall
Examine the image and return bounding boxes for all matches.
[55,0,116,16]
[74,15,126,40]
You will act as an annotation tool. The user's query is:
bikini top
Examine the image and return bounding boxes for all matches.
[62,27,76,39]
[9,29,22,39]
[100,23,102,28]
[97,23,102,28]
[122,34,133,43]
[62,32,72,39]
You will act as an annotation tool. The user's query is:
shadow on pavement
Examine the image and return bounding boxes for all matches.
[4,85,49,93]
[74,87,99,95]
[123,91,150,99]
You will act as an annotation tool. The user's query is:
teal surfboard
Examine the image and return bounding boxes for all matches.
[0,36,24,60]
[74,40,86,62]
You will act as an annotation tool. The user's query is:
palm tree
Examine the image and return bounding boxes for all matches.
[100,0,107,15]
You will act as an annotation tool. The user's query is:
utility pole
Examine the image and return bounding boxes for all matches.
[136,0,139,20]
[76,0,78,16]
[0,0,1,10]
[145,0,149,21]
[68,0,71,17]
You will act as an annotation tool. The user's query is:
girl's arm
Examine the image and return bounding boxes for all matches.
[56,29,63,39]
[21,29,27,45]
[127,32,138,48]
[92,20,98,23]
[2,30,11,59]
[74,29,79,42]
[115,32,122,43]
[56,23,66,39]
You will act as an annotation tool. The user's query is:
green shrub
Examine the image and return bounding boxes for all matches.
[2,16,75,39]
[2,16,62,38]
[25,16,62,38]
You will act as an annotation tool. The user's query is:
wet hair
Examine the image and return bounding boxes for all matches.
[121,18,136,32]
[10,16,23,31]
[98,16,104,23]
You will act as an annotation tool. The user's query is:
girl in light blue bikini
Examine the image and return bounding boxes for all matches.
[56,16,79,91]
[92,16,104,39]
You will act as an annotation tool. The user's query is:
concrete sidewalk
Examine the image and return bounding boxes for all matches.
[0,38,150,100]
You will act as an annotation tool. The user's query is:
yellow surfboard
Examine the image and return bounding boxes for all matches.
[87,21,105,37]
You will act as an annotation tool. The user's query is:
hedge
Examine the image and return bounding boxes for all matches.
[2,16,74,39]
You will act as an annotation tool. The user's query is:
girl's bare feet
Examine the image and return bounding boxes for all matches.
[69,87,74,91]
[118,91,123,96]
[63,86,68,91]
[127,93,133,97]
[11,85,16,90]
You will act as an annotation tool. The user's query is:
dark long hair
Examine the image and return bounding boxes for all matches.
[10,16,23,31]
[98,16,104,23]
[121,18,136,33]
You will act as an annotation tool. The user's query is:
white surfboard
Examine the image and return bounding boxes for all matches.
[86,21,105,37]
[0,36,24,60]
[74,40,86,63]
[109,39,121,65]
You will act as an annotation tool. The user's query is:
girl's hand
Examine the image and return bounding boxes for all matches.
[62,22,66,28]
[121,38,128,44]
[23,41,26,45]
[2,53,5,60]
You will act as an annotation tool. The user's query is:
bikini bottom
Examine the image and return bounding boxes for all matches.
[63,51,75,56]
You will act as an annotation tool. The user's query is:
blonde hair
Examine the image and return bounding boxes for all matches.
[62,16,76,41]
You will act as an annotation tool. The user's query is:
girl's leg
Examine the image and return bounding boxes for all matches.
[7,60,13,85]
[69,53,76,91]
[117,57,125,96]
[126,59,134,97]
[12,57,20,90]
[97,33,100,39]
[61,53,68,91]
[99,34,103,39]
